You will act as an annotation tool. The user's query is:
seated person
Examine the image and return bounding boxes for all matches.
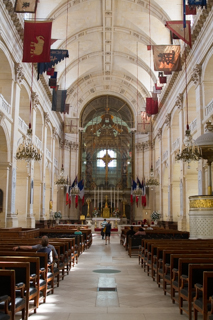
[37,236,53,263]
[134,227,146,236]
[13,235,58,260]
[74,227,82,235]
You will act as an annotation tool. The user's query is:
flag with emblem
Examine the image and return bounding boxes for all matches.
[23,21,52,63]
[64,118,79,133]
[14,0,38,13]
[165,21,191,48]
[152,45,182,72]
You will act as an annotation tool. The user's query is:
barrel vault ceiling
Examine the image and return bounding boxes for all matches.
[37,0,183,116]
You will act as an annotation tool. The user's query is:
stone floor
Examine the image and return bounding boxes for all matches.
[16,233,199,320]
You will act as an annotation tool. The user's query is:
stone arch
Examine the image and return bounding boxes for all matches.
[0,125,9,227]
[19,84,30,125]
[0,122,10,163]
[0,44,14,105]
[202,50,213,106]
[35,106,44,142]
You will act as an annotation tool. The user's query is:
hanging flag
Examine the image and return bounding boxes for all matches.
[75,195,78,209]
[130,180,137,205]
[49,71,57,88]
[78,179,85,205]
[64,118,79,133]
[68,185,72,208]
[142,195,146,207]
[185,5,196,14]
[71,176,77,188]
[14,0,37,13]
[23,21,52,63]
[146,97,158,115]
[47,68,54,76]
[152,45,182,72]
[52,88,67,112]
[137,177,143,189]
[37,50,69,79]
[188,0,206,9]
[62,104,70,115]
[66,186,69,206]
[165,21,192,48]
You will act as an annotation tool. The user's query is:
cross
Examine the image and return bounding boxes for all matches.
[97,150,116,183]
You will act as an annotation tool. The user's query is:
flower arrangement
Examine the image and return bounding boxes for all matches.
[112,208,119,217]
[54,211,62,219]
[151,211,160,221]
[92,208,99,217]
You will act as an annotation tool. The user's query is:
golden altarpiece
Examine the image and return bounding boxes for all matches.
[80,96,134,218]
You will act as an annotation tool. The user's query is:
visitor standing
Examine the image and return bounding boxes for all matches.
[105,221,111,245]
[101,218,108,240]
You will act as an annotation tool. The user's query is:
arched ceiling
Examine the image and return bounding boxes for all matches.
[36,0,183,112]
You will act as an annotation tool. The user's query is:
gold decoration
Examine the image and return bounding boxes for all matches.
[190,199,213,209]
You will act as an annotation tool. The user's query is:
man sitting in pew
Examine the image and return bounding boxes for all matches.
[13,236,58,260]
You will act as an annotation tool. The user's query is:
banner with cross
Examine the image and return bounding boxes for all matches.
[64,118,79,134]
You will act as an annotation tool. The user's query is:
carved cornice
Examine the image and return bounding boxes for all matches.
[174,93,184,110]
[157,128,162,140]
[31,92,39,110]
[44,112,50,127]
[165,113,171,127]
[136,143,145,151]
[15,63,24,85]
[191,64,202,86]
[71,142,79,150]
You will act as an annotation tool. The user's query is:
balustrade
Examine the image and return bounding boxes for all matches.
[46,148,51,159]
[172,138,180,152]
[18,116,28,134]
[189,118,197,133]
[0,94,11,116]
[163,150,168,162]
[205,98,213,119]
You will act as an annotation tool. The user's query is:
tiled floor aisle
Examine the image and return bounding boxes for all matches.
[24,234,192,320]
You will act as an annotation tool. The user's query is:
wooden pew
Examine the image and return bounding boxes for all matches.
[179,262,213,320]
[0,269,25,320]
[0,262,29,320]
[193,271,213,320]
[0,294,10,320]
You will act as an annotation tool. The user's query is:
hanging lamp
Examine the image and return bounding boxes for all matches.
[175,24,202,168]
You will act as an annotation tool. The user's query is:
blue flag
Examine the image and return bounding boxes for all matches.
[37,50,69,79]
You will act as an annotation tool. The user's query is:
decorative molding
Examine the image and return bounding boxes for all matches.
[44,112,50,127]
[15,63,24,85]
[31,92,39,110]
[174,93,183,110]
[52,127,58,140]
[157,128,162,140]
[191,64,202,86]
[165,113,171,127]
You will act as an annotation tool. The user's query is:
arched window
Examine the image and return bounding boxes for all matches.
[97,149,117,168]
[0,189,3,213]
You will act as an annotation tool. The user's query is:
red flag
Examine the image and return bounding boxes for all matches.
[185,5,196,15]
[136,196,139,207]
[165,21,191,48]
[66,192,69,206]
[75,195,78,209]
[23,21,52,63]
[142,195,146,207]
[130,194,133,205]
[146,97,158,115]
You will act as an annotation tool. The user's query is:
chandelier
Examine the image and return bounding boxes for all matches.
[70,183,80,196]
[146,167,159,187]
[175,128,202,168]
[55,165,68,187]
[133,184,142,196]
[16,128,42,162]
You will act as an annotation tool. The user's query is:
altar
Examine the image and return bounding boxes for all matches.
[92,217,120,229]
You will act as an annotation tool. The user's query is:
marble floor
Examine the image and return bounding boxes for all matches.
[17,234,198,320]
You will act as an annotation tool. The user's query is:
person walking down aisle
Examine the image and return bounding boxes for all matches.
[105,221,111,245]
[101,218,108,240]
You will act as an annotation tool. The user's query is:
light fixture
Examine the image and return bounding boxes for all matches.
[146,166,159,188]
[175,128,202,169]
[55,165,68,187]
[16,127,42,162]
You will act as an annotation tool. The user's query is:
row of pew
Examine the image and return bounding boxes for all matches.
[0,233,92,320]
[137,238,213,320]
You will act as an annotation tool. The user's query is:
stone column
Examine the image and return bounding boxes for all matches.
[175,94,187,231]
[165,113,172,221]
[40,112,49,220]
[0,162,11,228]
[191,64,205,195]
[7,63,24,227]
[157,128,163,215]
